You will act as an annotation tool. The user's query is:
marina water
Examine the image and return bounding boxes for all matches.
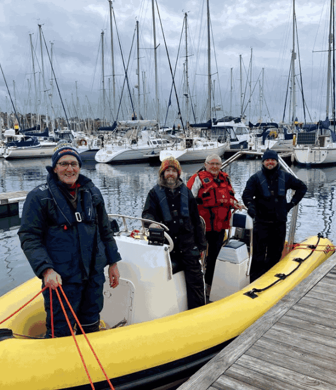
[1,157,335,297]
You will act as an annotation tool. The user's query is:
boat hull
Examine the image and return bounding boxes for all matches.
[4,145,56,159]
[160,143,227,163]
[294,146,336,165]
[0,235,333,390]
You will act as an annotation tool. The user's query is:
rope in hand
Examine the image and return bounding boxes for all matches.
[0,285,114,390]
[56,285,115,390]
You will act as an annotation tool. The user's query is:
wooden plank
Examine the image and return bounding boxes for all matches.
[254,337,336,372]
[235,354,336,390]
[212,374,261,390]
[317,278,336,288]
[263,328,336,360]
[278,313,336,338]
[269,322,336,349]
[224,364,301,390]
[312,282,336,294]
[293,296,335,318]
[246,343,336,385]
[285,307,336,328]
[0,191,28,204]
[305,289,336,303]
[177,254,336,390]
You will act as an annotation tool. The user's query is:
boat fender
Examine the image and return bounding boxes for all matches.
[0,328,14,341]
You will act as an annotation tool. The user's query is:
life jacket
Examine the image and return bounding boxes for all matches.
[196,170,234,232]
[153,184,189,222]
[256,170,286,199]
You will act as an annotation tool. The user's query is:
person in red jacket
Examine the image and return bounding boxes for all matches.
[187,154,242,296]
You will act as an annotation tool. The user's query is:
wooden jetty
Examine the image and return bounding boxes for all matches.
[0,190,28,231]
[178,253,336,390]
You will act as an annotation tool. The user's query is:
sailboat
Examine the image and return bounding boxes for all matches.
[294,0,336,165]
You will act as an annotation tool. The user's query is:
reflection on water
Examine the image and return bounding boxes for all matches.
[1,157,336,295]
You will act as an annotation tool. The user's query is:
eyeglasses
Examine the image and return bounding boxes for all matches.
[206,162,221,166]
[57,161,79,168]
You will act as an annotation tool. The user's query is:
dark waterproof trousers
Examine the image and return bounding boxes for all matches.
[250,221,287,282]
[171,248,205,310]
[42,273,104,338]
[205,230,226,286]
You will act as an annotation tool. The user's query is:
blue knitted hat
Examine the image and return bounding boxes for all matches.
[52,145,82,168]
[262,149,278,162]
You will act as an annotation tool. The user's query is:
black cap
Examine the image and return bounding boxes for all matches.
[262,149,278,162]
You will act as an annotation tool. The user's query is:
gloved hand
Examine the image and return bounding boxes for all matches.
[247,204,256,218]
[286,201,295,212]
[43,269,62,290]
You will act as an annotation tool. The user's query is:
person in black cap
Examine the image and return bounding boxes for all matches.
[242,149,307,282]
[18,144,122,337]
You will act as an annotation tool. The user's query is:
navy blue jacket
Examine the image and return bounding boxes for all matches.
[18,167,121,283]
[242,165,307,223]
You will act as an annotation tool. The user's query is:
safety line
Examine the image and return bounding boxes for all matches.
[49,287,54,338]
[0,286,47,325]
[55,288,96,390]
[244,234,328,299]
[58,286,115,390]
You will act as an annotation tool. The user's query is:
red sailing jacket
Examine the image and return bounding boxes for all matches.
[187,169,237,232]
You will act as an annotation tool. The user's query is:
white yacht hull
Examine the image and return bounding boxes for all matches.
[160,142,227,162]
[4,145,56,159]
[294,146,336,165]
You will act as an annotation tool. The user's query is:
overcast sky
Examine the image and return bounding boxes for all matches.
[0,0,333,125]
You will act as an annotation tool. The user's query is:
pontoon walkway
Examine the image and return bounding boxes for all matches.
[179,252,336,390]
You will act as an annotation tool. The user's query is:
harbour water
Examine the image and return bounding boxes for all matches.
[0,156,336,297]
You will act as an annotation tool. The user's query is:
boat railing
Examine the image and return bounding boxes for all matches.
[107,214,174,252]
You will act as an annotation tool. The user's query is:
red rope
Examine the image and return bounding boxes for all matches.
[54,288,95,390]
[0,286,48,325]
[58,285,115,390]
[49,287,54,339]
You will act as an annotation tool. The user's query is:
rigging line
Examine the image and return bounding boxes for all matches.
[0,64,22,129]
[41,29,71,129]
[112,21,137,123]
[90,36,103,93]
[155,0,185,130]
[163,16,185,128]
[282,64,291,123]
[242,70,262,116]
[295,17,309,124]
[113,12,136,118]
[210,16,223,116]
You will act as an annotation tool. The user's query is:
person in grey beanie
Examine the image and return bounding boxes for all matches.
[18,144,122,337]
[242,149,307,282]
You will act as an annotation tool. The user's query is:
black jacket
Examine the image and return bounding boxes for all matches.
[242,165,307,223]
[142,180,207,253]
[18,168,121,283]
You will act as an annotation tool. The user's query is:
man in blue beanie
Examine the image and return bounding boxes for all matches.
[242,149,307,282]
[18,144,122,337]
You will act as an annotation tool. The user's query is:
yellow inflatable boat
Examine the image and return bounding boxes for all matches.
[0,224,334,390]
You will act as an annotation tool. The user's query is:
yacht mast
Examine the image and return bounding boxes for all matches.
[230,68,233,116]
[184,12,189,125]
[152,0,159,124]
[101,31,106,125]
[29,33,38,126]
[240,54,243,118]
[207,0,211,122]
[108,0,116,115]
[326,0,334,118]
[291,0,297,124]
[136,20,141,119]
